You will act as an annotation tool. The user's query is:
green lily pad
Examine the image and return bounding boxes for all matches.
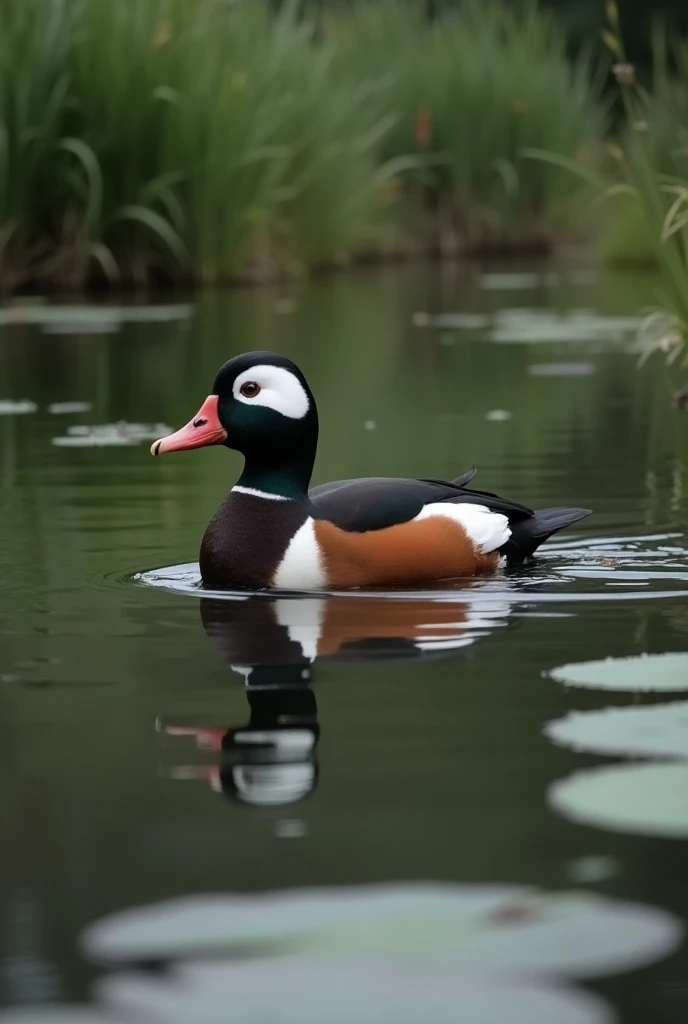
[548,653,688,692]
[545,702,688,759]
[549,763,688,839]
[0,968,613,1024]
[82,884,681,979]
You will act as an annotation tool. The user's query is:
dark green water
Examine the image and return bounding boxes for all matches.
[1,263,687,1023]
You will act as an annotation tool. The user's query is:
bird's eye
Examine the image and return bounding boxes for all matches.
[240,381,261,399]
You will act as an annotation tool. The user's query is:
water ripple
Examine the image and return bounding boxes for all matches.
[132,532,688,605]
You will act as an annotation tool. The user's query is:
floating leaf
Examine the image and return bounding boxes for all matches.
[425,313,489,330]
[528,363,596,377]
[0,399,37,414]
[52,422,172,448]
[82,884,681,979]
[48,402,93,414]
[97,962,613,1024]
[545,701,688,759]
[41,321,119,335]
[0,969,613,1024]
[489,309,642,345]
[0,1012,125,1024]
[548,653,688,692]
[0,304,193,327]
[549,764,688,839]
[481,272,540,290]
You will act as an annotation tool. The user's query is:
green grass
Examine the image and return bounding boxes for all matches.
[0,0,605,292]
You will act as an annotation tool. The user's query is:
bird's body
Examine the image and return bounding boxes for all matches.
[151,352,591,590]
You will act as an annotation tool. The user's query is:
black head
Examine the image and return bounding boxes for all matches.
[212,351,318,457]
[151,351,319,496]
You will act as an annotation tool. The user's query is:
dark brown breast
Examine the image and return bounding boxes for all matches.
[199,491,308,590]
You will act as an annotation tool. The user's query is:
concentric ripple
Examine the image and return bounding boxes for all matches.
[133,532,688,604]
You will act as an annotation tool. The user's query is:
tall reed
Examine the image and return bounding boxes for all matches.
[328,0,604,253]
[0,0,604,291]
[597,8,688,361]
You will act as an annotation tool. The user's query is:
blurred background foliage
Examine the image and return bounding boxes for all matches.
[0,0,601,290]
[300,0,688,72]
[0,0,687,327]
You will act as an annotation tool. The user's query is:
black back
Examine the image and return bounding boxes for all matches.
[308,473,533,533]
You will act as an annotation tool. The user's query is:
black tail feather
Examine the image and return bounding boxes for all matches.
[451,467,477,488]
[502,506,591,563]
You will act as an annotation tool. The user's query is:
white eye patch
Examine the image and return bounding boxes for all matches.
[233,365,310,420]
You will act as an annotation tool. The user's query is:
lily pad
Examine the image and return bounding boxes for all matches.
[0,1013,124,1023]
[97,961,613,1024]
[548,653,688,692]
[0,969,613,1024]
[81,883,681,979]
[41,321,119,335]
[545,702,688,760]
[549,763,688,839]
[52,422,172,448]
[8,882,681,1024]
[528,362,595,377]
[48,402,93,414]
[488,309,642,345]
[480,271,541,290]
[425,313,489,330]
[480,271,596,291]
[0,303,193,328]
[0,399,37,415]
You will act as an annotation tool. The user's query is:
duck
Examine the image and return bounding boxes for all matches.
[150,351,591,590]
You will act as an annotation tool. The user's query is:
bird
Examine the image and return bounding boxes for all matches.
[150,351,591,590]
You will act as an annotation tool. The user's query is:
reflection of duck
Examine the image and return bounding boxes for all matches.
[160,590,512,807]
[160,598,319,807]
[150,351,591,590]
[162,680,319,808]
[201,590,512,666]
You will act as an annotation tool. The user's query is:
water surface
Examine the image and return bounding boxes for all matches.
[1,262,687,1022]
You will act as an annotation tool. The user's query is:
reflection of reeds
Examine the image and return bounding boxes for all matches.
[0,0,603,292]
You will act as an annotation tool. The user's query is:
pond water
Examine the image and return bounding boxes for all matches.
[1,261,687,1023]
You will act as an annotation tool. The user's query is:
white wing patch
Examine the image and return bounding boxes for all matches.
[414,502,511,553]
[272,519,327,590]
[233,364,310,420]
